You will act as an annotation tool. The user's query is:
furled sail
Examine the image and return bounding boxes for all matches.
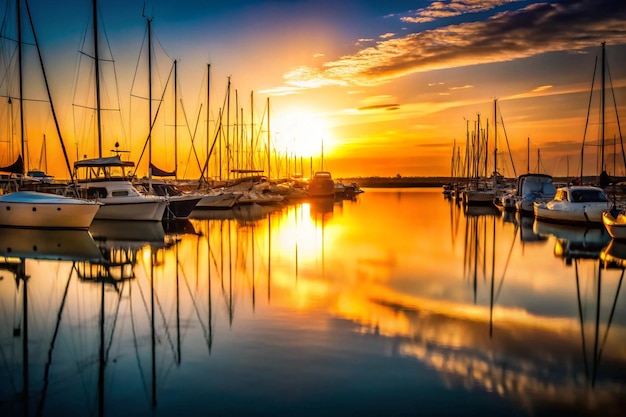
[149,163,176,177]
[0,155,24,174]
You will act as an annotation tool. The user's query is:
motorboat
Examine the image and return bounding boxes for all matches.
[308,171,335,198]
[0,191,100,229]
[513,173,556,215]
[73,156,167,221]
[601,208,626,240]
[533,185,609,224]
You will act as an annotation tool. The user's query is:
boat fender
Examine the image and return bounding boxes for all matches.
[583,206,590,222]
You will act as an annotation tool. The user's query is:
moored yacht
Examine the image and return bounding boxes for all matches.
[308,171,335,198]
[0,191,100,229]
[533,185,609,224]
[73,156,167,221]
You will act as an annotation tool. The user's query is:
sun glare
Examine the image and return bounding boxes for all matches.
[273,110,330,158]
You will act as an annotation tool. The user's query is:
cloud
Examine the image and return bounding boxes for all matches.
[449,85,474,90]
[281,0,626,89]
[401,0,524,24]
[532,85,552,92]
[358,104,400,111]
[379,32,395,39]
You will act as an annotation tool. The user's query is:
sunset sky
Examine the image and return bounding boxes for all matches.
[2,0,626,179]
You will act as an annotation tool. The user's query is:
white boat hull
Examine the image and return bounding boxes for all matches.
[602,211,626,240]
[194,192,240,209]
[534,201,608,224]
[94,197,167,221]
[0,191,100,229]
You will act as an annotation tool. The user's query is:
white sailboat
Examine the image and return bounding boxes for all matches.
[0,0,100,229]
[71,1,166,221]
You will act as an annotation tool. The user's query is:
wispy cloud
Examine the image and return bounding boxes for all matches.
[449,85,474,90]
[402,0,524,24]
[531,85,552,92]
[379,32,395,39]
[280,0,626,90]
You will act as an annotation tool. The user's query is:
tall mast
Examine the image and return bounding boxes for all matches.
[93,0,102,157]
[17,0,25,173]
[206,63,210,182]
[493,98,498,188]
[146,13,153,180]
[267,96,270,180]
[601,41,606,174]
[174,59,178,180]
[250,91,254,170]
[527,137,530,173]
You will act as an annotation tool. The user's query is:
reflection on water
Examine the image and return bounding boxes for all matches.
[1,190,625,416]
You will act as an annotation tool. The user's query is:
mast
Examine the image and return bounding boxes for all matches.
[267,96,271,180]
[250,91,254,170]
[601,41,606,175]
[17,0,25,173]
[225,76,230,181]
[174,59,178,180]
[493,98,498,188]
[93,0,103,157]
[527,137,530,173]
[206,63,210,183]
[146,12,153,184]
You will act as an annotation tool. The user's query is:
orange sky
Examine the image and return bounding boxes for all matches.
[1,0,626,179]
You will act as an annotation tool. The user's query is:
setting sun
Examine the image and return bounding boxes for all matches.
[271,109,332,159]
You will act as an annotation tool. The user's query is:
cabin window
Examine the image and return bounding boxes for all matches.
[87,188,107,199]
[571,190,607,202]
[112,190,129,197]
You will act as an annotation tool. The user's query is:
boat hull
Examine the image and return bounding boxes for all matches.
[94,198,167,221]
[163,195,203,219]
[534,201,608,224]
[194,192,240,209]
[0,191,100,229]
[462,189,496,206]
[602,211,626,240]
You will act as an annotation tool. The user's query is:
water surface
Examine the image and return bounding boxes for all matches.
[1,188,625,416]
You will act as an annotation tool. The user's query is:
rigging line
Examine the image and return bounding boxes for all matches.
[596,268,623,367]
[181,99,204,172]
[152,280,178,363]
[129,280,152,405]
[77,51,114,62]
[580,55,598,181]
[197,79,231,183]
[36,264,75,416]
[132,61,174,177]
[574,259,590,380]
[129,26,147,98]
[24,0,76,183]
[103,281,125,364]
[495,222,518,301]
[606,62,626,172]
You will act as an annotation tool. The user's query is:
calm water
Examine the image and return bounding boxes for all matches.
[1,188,625,417]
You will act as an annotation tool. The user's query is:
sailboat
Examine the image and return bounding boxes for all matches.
[131,15,202,219]
[461,114,497,206]
[535,43,617,225]
[0,0,100,229]
[71,0,166,222]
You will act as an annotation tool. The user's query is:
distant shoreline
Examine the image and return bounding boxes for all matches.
[341,176,591,188]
